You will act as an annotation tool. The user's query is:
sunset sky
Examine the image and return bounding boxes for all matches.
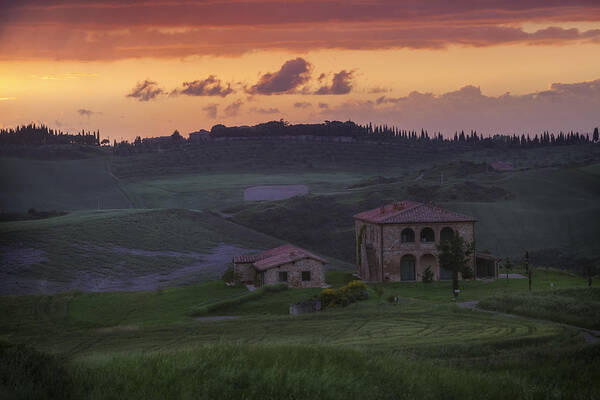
[1,0,600,141]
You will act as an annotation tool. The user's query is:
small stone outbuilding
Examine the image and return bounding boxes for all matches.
[233,244,326,288]
[354,201,496,282]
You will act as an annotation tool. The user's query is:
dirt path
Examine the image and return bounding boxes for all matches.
[195,316,240,322]
[244,184,308,201]
[458,300,600,344]
[105,158,135,208]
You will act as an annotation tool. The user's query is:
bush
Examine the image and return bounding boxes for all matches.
[222,267,234,283]
[221,267,241,284]
[462,266,474,280]
[320,280,368,309]
[422,266,434,283]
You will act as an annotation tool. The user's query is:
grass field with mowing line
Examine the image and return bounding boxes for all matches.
[479,287,600,329]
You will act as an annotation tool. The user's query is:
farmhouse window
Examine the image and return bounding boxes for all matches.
[302,271,311,281]
[401,228,415,243]
[279,271,288,282]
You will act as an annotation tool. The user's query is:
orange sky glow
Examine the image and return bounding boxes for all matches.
[1,1,599,140]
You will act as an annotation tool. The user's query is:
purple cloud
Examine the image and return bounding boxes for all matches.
[314,70,354,95]
[173,76,234,97]
[126,79,164,101]
[248,58,311,95]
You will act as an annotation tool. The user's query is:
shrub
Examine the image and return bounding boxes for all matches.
[221,267,241,284]
[320,280,368,309]
[221,267,234,283]
[462,266,474,280]
[320,288,337,306]
[422,266,434,283]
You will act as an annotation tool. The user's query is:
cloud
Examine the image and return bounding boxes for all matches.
[0,97,16,101]
[224,99,243,117]
[77,108,97,117]
[368,87,390,94]
[172,76,234,97]
[294,102,312,109]
[30,73,98,80]
[251,107,280,114]
[5,1,600,29]
[248,58,311,95]
[320,78,600,134]
[202,104,218,119]
[3,2,600,60]
[318,102,329,109]
[315,70,354,95]
[126,79,164,101]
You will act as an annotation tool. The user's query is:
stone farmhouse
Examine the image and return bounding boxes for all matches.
[233,244,326,288]
[354,201,498,282]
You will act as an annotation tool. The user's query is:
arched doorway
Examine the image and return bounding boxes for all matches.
[440,227,454,242]
[400,255,416,281]
[420,254,436,279]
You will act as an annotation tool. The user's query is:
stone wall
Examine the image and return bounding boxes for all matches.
[233,262,256,283]
[262,258,325,288]
[355,220,382,281]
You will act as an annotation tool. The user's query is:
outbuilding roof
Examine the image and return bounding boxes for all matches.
[233,244,327,271]
[353,201,477,224]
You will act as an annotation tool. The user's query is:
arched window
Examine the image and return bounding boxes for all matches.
[401,228,415,243]
[440,227,454,242]
[420,227,435,243]
[400,255,416,281]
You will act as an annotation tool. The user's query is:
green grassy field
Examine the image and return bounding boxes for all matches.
[2,142,600,398]
[479,287,600,329]
[0,209,288,295]
[121,171,370,210]
[0,157,131,212]
[0,268,598,399]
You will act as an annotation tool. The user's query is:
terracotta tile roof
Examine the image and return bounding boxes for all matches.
[475,252,500,260]
[353,201,476,224]
[234,244,327,271]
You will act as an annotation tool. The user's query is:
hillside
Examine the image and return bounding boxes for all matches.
[0,209,288,295]
[229,162,600,268]
[0,157,131,212]
[1,142,599,294]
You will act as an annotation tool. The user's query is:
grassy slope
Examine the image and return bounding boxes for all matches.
[121,171,370,210]
[449,164,600,257]
[0,269,587,352]
[479,287,600,329]
[230,164,600,263]
[2,342,596,400]
[0,157,131,212]
[0,209,284,294]
[0,269,597,399]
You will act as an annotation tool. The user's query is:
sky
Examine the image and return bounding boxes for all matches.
[1,0,600,141]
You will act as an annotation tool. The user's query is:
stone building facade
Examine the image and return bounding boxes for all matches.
[233,244,326,288]
[354,201,494,282]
